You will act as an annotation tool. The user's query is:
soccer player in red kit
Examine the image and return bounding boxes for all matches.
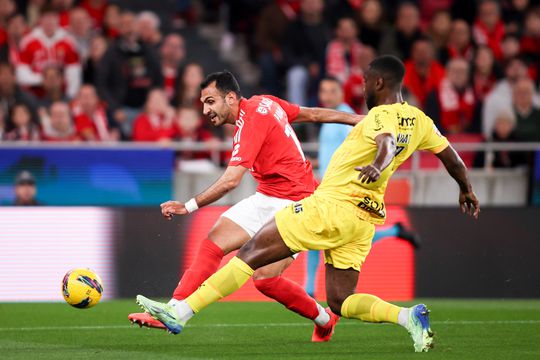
[129,71,362,342]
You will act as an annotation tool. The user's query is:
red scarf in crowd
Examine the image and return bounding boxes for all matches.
[437,78,476,134]
[326,40,365,84]
[473,20,505,60]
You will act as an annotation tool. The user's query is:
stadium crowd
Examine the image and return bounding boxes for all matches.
[0,0,539,167]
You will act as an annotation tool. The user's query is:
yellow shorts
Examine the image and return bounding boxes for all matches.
[275,194,374,271]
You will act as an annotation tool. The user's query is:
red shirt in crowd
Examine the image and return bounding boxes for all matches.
[81,0,109,28]
[403,60,445,107]
[229,95,317,201]
[132,113,177,142]
[71,101,111,141]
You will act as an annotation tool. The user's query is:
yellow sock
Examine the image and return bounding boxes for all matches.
[186,257,254,313]
[341,293,401,324]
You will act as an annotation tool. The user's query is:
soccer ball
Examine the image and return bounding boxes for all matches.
[62,268,104,309]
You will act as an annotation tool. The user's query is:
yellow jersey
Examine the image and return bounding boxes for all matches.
[316,101,449,225]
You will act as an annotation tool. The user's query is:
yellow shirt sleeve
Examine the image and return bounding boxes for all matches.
[362,107,397,143]
[418,115,449,154]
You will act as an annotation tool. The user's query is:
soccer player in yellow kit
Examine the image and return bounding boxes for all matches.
[137,55,480,352]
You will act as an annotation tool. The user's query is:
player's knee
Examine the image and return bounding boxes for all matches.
[252,267,278,281]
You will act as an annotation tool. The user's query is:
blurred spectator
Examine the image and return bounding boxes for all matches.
[4,103,40,141]
[0,62,39,125]
[473,0,505,61]
[102,3,120,39]
[175,106,217,160]
[284,0,330,107]
[0,14,27,65]
[487,111,526,168]
[439,19,474,64]
[482,57,540,139]
[50,0,73,28]
[173,62,204,108]
[520,6,540,81]
[82,34,106,85]
[503,0,531,34]
[136,11,162,48]
[403,37,445,108]
[72,84,118,141]
[426,58,478,134]
[317,76,354,176]
[132,89,177,142]
[512,77,540,141]
[427,10,452,59]
[418,0,453,25]
[501,33,522,63]
[17,6,81,98]
[40,101,79,141]
[255,0,298,94]
[37,64,67,108]
[160,34,186,101]
[379,2,422,60]
[326,17,365,85]
[97,10,163,138]
[356,0,385,50]
[68,7,93,62]
[81,0,108,28]
[472,46,499,103]
[13,171,41,206]
[0,0,16,30]
[343,45,375,114]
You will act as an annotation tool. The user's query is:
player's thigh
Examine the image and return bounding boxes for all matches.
[207,216,251,254]
[211,195,261,253]
[237,218,295,270]
[325,264,360,316]
[253,256,294,280]
[323,218,374,272]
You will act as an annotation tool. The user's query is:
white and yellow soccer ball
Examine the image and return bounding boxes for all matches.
[62,268,104,309]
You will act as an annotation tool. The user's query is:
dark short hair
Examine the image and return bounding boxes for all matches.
[200,70,241,97]
[15,171,36,185]
[369,55,406,88]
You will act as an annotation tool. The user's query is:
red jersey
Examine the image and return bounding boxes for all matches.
[229,95,317,201]
[132,113,177,142]
[19,27,79,73]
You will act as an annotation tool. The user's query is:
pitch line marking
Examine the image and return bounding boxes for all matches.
[1,320,539,332]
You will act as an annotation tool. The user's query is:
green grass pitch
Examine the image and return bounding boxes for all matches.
[1,299,540,359]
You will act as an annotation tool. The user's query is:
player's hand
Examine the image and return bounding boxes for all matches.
[160,200,188,220]
[459,190,480,219]
[355,164,381,184]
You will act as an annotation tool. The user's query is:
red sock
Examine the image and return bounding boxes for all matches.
[254,276,319,320]
[172,239,224,300]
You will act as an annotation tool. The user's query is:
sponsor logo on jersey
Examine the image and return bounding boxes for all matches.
[357,196,386,218]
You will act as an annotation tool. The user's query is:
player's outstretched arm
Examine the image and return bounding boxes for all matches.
[294,107,365,126]
[355,133,396,184]
[435,145,480,219]
[160,165,248,219]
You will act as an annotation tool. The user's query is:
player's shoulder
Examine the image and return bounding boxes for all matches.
[243,95,277,118]
[366,103,399,121]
